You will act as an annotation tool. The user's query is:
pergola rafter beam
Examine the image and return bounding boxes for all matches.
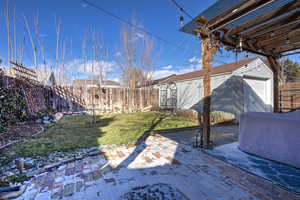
[283,50,300,56]
[260,33,300,50]
[252,27,300,48]
[226,0,300,36]
[209,0,275,31]
[241,11,300,39]
[249,23,300,44]
[206,0,260,28]
[275,43,300,53]
[222,38,276,57]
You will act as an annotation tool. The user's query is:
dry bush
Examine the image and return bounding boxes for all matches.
[174,109,199,120]
[210,111,235,124]
[173,109,235,125]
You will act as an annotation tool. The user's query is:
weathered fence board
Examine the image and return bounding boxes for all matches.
[2,64,159,115]
[73,87,159,114]
[280,82,300,112]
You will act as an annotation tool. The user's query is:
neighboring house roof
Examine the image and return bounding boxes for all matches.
[154,74,177,84]
[143,74,177,87]
[73,79,120,87]
[161,57,258,83]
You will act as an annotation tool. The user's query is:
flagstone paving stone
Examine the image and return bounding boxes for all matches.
[204,142,300,194]
[15,133,300,200]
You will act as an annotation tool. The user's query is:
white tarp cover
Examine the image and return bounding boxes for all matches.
[239,111,300,169]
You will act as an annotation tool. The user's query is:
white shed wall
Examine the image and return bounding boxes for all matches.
[156,58,274,118]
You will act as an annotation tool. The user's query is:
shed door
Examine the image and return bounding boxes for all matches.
[244,78,269,112]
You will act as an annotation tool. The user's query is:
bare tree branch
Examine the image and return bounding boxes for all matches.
[23,15,38,69]
[118,18,156,88]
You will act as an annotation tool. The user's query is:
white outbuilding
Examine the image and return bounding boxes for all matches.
[154,57,274,119]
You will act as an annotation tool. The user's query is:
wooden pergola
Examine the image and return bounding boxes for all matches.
[180,0,300,147]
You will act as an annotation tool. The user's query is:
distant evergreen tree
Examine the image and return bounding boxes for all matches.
[280,59,300,83]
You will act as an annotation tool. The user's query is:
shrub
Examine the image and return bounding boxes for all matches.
[149,107,235,125]
[150,106,163,112]
[174,109,235,125]
[174,109,199,120]
[210,111,235,124]
[0,71,29,132]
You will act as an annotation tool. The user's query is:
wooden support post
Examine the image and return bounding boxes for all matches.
[201,38,216,148]
[267,56,280,113]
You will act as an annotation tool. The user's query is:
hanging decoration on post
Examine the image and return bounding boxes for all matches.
[179,16,184,26]
[238,36,243,52]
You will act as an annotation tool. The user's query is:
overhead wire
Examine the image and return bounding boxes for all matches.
[168,0,228,65]
[169,0,193,19]
[81,0,180,48]
[82,0,228,69]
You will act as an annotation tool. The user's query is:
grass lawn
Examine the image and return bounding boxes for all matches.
[2,112,197,162]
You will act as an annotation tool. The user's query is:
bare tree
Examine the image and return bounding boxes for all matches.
[118,19,156,88]
[13,7,17,62]
[5,0,12,63]
[55,17,61,67]
[23,13,42,69]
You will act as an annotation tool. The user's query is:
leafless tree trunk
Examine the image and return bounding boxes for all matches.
[13,7,17,62]
[5,1,12,64]
[119,19,156,89]
[55,17,62,84]
[55,17,61,67]
[23,15,38,69]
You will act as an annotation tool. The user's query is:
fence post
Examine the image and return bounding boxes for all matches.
[291,94,294,111]
[279,90,282,113]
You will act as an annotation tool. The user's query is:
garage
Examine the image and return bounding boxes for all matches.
[243,76,272,112]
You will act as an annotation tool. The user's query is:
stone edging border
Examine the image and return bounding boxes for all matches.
[26,148,104,178]
[26,130,155,178]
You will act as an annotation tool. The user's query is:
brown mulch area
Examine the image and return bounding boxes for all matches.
[0,121,43,148]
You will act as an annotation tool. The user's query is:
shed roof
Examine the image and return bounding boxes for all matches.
[161,57,258,83]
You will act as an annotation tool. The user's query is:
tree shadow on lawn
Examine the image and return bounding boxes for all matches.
[110,112,169,169]
[109,112,238,170]
[0,115,116,167]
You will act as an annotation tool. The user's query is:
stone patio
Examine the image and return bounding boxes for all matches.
[14,133,300,200]
[204,142,300,194]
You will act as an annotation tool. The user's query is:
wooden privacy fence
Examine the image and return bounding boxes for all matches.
[279,82,300,112]
[2,63,85,114]
[74,87,159,114]
[45,86,85,112]
[3,63,159,115]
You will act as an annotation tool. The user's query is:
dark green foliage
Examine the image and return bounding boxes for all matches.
[0,70,28,133]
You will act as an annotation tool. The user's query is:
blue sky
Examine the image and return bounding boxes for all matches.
[0,0,299,81]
